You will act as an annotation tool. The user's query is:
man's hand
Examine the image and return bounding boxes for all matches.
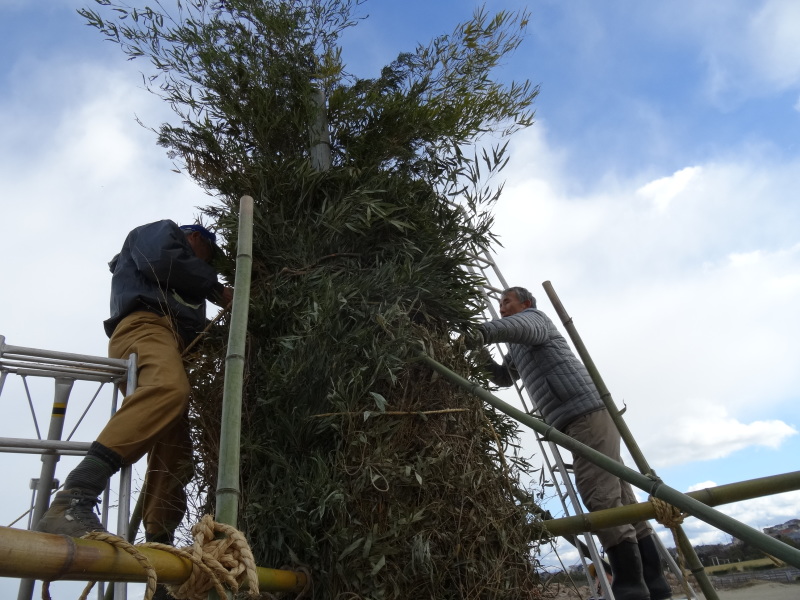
[220,286,234,308]
[462,327,485,350]
[210,284,234,308]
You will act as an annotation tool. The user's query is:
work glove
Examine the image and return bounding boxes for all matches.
[461,326,486,350]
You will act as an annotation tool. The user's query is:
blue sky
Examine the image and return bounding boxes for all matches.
[2,0,800,596]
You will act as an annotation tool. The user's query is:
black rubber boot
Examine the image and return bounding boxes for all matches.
[145,530,175,545]
[638,534,673,599]
[605,540,650,600]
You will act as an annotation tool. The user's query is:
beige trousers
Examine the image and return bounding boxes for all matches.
[565,408,653,549]
[98,311,194,536]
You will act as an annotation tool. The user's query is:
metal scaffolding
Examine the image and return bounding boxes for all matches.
[0,335,136,600]
[0,197,310,600]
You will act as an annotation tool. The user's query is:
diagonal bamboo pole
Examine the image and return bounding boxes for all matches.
[542,470,800,536]
[0,527,306,592]
[541,280,717,599]
[418,354,800,569]
[540,281,651,471]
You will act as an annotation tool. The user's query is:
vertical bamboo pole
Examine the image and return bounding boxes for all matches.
[309,86,332,172]
[214,195,254,526]
[209,196,254,600]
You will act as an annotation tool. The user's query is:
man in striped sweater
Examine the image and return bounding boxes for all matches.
[473,286,671,600]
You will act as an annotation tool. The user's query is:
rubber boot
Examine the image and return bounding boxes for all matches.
[145,530,174,545]
[638,534,673,599]
[605,540,650,600]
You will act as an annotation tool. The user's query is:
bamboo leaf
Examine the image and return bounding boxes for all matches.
[369,391,387,412]
[370,555,386,576]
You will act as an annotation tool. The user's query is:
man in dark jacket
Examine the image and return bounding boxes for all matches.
[473,286,671,600]
[37,220,232,549]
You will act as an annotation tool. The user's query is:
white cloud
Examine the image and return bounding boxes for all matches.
[747,0,800,89]
[666,0,800,104]
[647,406,797,467]
[680,489,800,546]
[727,250,763,267]
[0,56,207,354]
[636,166,702,213]
[687,480,718,493]
[491,126,800,470]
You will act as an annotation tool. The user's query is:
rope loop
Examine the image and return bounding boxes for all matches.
[649,496,694,600]
[650,496,686,529]
[41,531,157,600]
[154,514,260,600]
[40,515,260,600]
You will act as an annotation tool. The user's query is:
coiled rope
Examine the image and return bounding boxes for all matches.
[650,496,695,600]
[41,515,259,600]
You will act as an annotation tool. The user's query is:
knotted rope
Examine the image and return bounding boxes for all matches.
[154,514,260,600]
[41,515,259,600]
[650,495,694,600]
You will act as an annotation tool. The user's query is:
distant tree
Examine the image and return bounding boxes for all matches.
[81,0,543,598]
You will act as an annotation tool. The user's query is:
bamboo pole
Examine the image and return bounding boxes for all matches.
[418,354,800,569]
[541,280,716,598]
[309,86,332,172]
[210,196,254,600]
[214,195,254,528]
[542,471,800,536]
[541,281,650,472]
[0,527,306,592]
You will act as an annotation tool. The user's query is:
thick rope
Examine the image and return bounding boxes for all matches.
[145,514,260,600]
[41,531,157,600]
[40,515,259,600]
[650,496,695,600]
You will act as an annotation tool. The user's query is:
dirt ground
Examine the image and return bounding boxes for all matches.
[714,580,799,599]
[546,580,800,599]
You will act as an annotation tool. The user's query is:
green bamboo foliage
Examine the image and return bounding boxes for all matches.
[81,1,543,597]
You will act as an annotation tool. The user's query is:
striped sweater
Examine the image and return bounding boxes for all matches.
[479,308,604,431]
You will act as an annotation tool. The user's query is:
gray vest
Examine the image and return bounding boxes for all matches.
[480,308,604,431]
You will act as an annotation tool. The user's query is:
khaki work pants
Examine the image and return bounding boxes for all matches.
[97,311,194,537]
[565,408,653,549]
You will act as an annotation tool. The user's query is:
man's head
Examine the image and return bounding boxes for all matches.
[180,224,219,263]
[499,286,536,317]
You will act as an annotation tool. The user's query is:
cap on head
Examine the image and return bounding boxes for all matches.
[180,224,216,244]
[180,224,221,258]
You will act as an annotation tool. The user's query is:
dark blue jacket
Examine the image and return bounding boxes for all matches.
[104,220,223,344]
[478,308,604,431]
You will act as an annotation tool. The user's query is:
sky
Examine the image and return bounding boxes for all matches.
[1,0,800,597]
